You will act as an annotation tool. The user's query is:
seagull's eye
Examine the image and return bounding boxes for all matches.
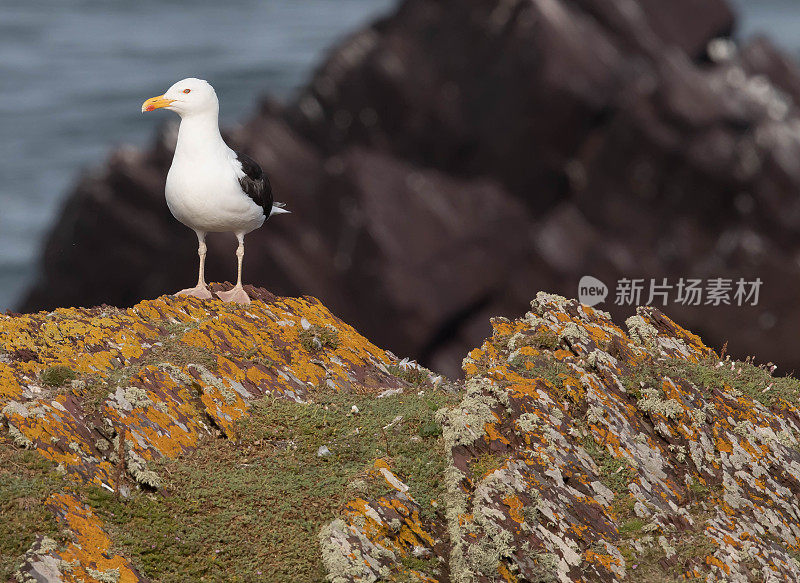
[183,89,191,94]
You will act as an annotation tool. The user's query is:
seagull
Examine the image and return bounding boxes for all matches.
[141,77,288,305]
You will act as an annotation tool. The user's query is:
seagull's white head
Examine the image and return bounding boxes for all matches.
[141,78,218,117]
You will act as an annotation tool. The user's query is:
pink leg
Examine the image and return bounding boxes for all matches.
[216,234,250,304]
[176,232,212,299]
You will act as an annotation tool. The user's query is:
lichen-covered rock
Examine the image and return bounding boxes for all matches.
[6,288,800,582]
[1,285,407,583]
[1,285,401,490]
[324,292,800,582]
[12,492,147,583]
[319,459,446,583]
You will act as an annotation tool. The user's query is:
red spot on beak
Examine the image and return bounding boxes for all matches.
[145,104,155,112]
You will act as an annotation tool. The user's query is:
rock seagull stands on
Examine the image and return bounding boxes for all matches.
[141,78,289,304]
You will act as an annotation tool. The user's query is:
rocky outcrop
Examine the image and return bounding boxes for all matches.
[2,285,401,488]
[322,292,800,582]
[20,0,800,378]
[4,289,800,582]
[1,285,410,582]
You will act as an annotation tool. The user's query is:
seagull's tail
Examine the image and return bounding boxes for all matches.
[269,202,291,217]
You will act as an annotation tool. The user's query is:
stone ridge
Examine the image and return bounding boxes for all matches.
[1,284,405,582]
[323,293,800,582]
[4,288,800,582]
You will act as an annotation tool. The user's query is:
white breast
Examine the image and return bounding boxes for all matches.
[165,147,265,235]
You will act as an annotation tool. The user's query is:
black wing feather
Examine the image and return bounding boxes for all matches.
[235,151,273,217]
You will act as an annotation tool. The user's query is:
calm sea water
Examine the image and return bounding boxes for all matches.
[0,0,796,311]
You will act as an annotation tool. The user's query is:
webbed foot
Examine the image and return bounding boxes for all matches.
[216,284,250,305]
[175,285,212,300]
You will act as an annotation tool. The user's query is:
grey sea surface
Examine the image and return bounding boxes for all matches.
[730,0,800,51]
[0,0,393,311]
[0,0,795,311]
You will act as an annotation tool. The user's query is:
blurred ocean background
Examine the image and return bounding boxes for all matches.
[0,0,795,312]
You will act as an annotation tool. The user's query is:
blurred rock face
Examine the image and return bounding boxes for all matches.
[21,0,800,376]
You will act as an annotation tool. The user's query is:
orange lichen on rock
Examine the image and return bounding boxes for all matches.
[1,287,401,489]
[13,492,146,583]
[3,286,413,581]
[328,461,442,581]
[426,292,800,582]
[8,288,800,583]
[49,492,145,583]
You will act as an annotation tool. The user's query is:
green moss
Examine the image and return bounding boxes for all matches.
[621,353,800,409]
[680,356,800,408]
[0,442,68,580]
[85,388,458,582]
[582,434,636,497]
[531,329,560,350]
[468,452,505,481]
[688,477,710,501]
[39,365,77,387]
[398,554,440,575]
[418,420,442,439]
[616,501,717,581]
[387,363,431,387]
[618,517,646,538]
[299,325,340,352]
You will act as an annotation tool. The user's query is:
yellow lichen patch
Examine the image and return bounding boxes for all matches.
[502,494,525,524]
[341,493,437,575]
[706,555,730,574]
[715,437,733,454]
[101,366,205,461]
[194,370,249,440]
[346,461,439,553]
[506,382,541,399]
[642,310,711,360]
[398,512,436,548]
[0,309,161,380]
[3,395,117,487]
[490,318,516,337]
[174,295,395,395]
[373,457,391,471]
[497,562,518,582]
[48,492,144,583]
[462,360,480,377]
[560,376,585,403]
[0,363,21,403]
[584,549,621,570]
[484,420,511,446]
[552,349,573,361]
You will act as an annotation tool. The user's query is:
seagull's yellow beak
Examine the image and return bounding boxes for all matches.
[141,95,175,113]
